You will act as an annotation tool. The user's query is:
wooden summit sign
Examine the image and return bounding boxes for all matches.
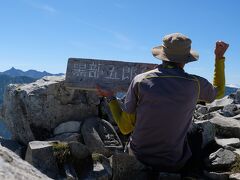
[65,58,157,91]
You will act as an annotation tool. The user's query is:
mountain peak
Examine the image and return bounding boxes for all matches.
[3,67,24,77]
[1,68,64,79]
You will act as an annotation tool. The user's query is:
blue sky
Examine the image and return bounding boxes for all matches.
[0,0,239,86]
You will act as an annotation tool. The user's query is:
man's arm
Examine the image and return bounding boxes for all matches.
[96,85,136,135]
[195,41,229,103]
[213,41,229,99]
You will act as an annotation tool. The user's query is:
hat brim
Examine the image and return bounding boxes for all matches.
[152,45,199,63]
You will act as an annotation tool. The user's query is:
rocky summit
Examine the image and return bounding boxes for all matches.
[1,76,240,179]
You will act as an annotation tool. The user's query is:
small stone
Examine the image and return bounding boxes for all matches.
[200,113,215,120]
[206,148,236,171]
[230,173,240,180]
[53,121,81,135]
[216,138,240,148]
[203,170,229,180]
[68,141,90,160]
[222,104,238,117]
[48,132,82,143]
[209,96,234,108]
[197,105,209,115]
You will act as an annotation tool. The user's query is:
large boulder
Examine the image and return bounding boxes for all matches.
[68,141,91,160]
[81,117,123,157]
[0,145,52,180]
[2,76,99,144]
[195,120,216,148]
[210,114,240,138]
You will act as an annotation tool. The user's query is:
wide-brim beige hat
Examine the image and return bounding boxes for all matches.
[152,33,199,63]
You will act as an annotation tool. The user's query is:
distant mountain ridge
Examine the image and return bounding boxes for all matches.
[0,67,64,79]
[0,67,64,139]
[0,74,35,104]
[0,67,64,105]
[225,86,239,95]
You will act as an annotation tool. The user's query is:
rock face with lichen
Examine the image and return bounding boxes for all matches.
[0,145,52,180]
[1,76,99,144]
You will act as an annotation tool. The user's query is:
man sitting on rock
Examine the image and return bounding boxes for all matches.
[97,33,229,173]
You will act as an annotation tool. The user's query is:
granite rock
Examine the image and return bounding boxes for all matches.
[222,104,238,117]
[0,145,52,180]
[68,141,90,160]
[81,117,123,157]
[208,96,234,109]
[230,173,240,180]
[25,141,59,178]
[206,148,236,171]
[235,89,240,104]
[210,114,240,138]
[195,120,216,148]
[2,76,99,144]
[53,121,82,135]
[47,132,82,143]
[215,138,240,148]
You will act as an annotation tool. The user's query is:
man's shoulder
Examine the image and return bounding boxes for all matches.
[134,68,159,82]
[188,73,210,82]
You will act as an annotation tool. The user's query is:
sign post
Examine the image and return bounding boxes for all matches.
[65,58,157,91]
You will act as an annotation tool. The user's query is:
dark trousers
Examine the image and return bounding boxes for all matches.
[128,123,204,179]
[181,123,204,175]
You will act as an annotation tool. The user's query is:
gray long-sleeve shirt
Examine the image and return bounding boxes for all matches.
[124,65,217,171]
